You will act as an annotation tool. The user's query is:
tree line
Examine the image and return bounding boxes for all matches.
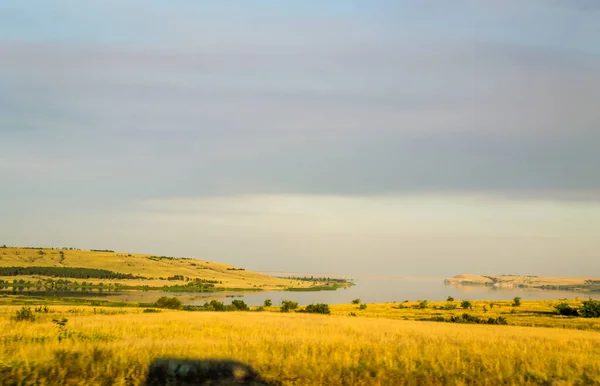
[0,266,145,280]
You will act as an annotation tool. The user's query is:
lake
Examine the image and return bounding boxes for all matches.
[7,276,598,306]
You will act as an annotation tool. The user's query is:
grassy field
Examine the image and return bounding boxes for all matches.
[0,246,320,290]
[0,297,599,385]
[329,299,600,331]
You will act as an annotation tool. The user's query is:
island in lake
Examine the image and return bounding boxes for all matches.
[445,274,600,292]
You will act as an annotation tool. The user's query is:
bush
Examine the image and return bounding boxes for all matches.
[447,296,454,302]
[418,300,429,309]
[352,298,361,304]
[154,296,183,310]
[263,299,272,307]
[34,305,50,313]
[348,312,357,317]
[280,300,299,313]
[359,304,367,310]
[301,303,330,314]
[13,306,36,322]
[449,313,508,325]
[208,300,225,311]
[461,300,472,310]
[554,302,579,316]
[255,306,265,312]
[443,302,457,310]
[230,300,249,311]
[512,297,522,307]
[580,299,600,318]
[143,308,162,313]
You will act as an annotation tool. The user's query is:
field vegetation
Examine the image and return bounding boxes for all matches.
[0,295,599,385]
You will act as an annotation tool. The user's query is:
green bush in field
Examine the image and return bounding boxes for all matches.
[512,297,522,307]
[418,300,429,309]
[280,300,299,313]
[263,299,272,307]
[554,302,579,316]
[580,299,600,318]
[13,306,36,322]
[154,296,183,310]
[461,300,472,310]
[444,302,457,310]
[359,304,367,310]
[300,303,330,315]
[447,296,454,302]
[352,298,361,304]
[230,300,249,311]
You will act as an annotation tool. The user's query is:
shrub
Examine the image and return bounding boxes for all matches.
[554,302,579,316]
[255,306,265,312]
[263,299,272,307]
[352,298,361,304]
[154,296,183,310]
[447,296,454,302]
[359,304,367,310]
[13,306,36,322]
[280,300,299,313]
[208,300,225,311]
[444,302,457,310]
[34,305,50,313]
[301,303,330,315]
[418,300,429,309]
[230,300,249,311]
[348,312,357,317]
[143,308,161,313]
[512,297,522,307]
[580,299,600,318]
[448,313,508,325]
[461,300,472,310]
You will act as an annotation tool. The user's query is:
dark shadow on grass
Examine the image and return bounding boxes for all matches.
[144,358,278,386]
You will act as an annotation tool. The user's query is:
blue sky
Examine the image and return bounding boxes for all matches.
[1,1,599,276]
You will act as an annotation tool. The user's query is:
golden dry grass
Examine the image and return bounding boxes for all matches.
[0,247,311,289]
[0,303,599,385]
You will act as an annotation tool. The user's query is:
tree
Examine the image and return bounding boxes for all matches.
[352,298,361,304]
[263,299,272,307]
[461,300,472,310]
[447,296,454,302]
[512,297,522,307]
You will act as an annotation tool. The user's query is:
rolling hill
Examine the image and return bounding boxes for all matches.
[0,246,316,290]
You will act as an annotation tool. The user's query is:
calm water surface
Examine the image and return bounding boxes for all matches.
[9,276,597,306]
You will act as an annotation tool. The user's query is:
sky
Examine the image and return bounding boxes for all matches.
[1,1,599,277]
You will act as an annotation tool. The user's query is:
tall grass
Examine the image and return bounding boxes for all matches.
[0,305,599,385]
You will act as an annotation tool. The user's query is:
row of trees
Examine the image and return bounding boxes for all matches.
[0,266,145,280]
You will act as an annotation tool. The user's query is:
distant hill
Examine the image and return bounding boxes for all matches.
[445,274,600,292]
[0,246,313,290]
